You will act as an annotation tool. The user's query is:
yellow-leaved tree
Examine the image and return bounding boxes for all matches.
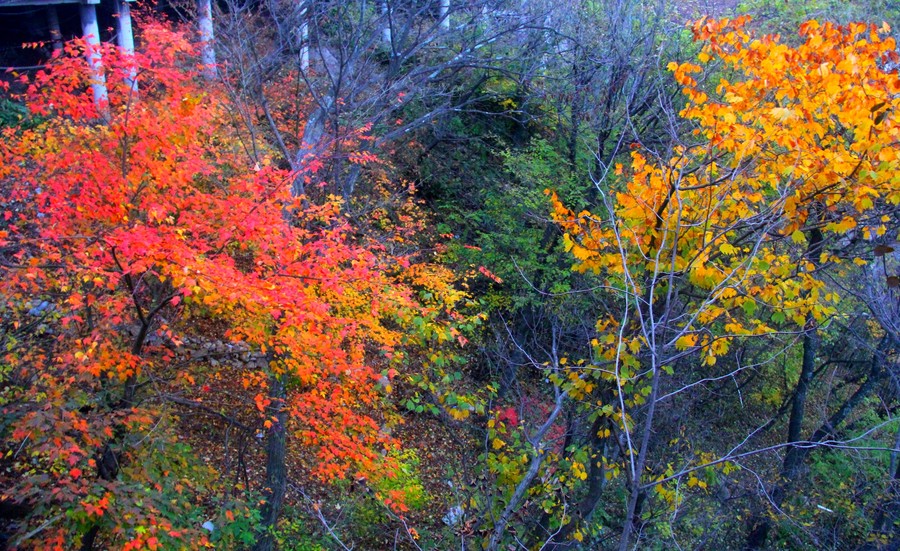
[547,17,899,550]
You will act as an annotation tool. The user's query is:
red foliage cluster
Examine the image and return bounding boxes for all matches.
[0,18,463,550]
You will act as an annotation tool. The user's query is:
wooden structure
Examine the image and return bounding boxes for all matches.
[0,0,216,103]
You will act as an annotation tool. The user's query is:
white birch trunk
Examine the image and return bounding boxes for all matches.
[440,0,450,30]
[79,3,108,107]
[197,0,217,78]
[299,2,309,71]
[381,1,392,48]
[115,0,137,93]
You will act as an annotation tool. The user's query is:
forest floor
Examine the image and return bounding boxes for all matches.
[171,320,479,549]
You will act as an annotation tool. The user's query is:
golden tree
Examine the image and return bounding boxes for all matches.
[547,17,899,549]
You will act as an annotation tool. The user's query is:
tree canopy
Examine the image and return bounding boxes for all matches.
[0,2,898,550]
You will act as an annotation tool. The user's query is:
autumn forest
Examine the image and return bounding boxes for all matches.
[0,0,899,549]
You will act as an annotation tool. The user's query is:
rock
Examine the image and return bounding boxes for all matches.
[27,301,52,316]
[442,505,464,526]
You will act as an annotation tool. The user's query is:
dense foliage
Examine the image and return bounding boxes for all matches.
[0,1,898,550]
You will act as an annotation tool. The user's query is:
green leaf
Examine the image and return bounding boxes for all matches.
[742,299,757,316]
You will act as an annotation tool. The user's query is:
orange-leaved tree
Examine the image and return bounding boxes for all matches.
[0,17,463,551]
[546,17,899,550]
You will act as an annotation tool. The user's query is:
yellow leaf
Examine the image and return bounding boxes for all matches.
[628,339,641,354]
[675,334,697,351]
[770,107,795,122]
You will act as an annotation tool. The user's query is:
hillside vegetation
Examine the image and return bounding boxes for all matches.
[0,1,898,549]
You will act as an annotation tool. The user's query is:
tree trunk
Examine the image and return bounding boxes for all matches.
[80,312,149,550]
[534,415,609,548]
[439,0,450,30]
[748,226,825,549]
[808,334,892,444]
[783,328,819,479]
[381,1,392,48]
[487,391,566,550]
[297,1,309,72]
[47,7,62,53]
[115,0,137,93]
[618,364,662,551]
[567,56,584,168]
[197,0,217,79]
[254,375,288,551]
[79,3,107,107]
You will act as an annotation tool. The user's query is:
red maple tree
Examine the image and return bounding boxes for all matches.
[0,17,466,550]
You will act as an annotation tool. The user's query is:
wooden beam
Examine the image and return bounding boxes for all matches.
[0,0,83,7]
[47,6,62,53]
[0,0,135,8]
